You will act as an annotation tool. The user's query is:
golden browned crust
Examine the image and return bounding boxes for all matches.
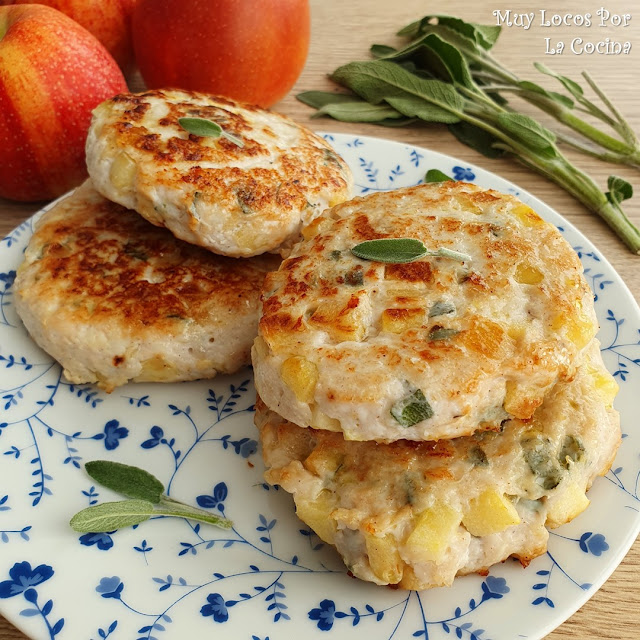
[14,181,280,390]
[28,187,278,328]
[253,182,598,442]
[86,89,353,257]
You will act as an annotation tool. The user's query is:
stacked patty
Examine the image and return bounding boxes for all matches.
[14,89,353,390]
[86,89,354,257]
[253,182,621,589]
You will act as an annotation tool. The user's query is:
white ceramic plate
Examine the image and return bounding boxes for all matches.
[1,133,639,640]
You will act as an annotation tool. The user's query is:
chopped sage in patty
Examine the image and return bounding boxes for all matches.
[558,435,585,469]
[428,326,459,341]
[429,300,456,317]
[468,445,489,467]
[521,435,563,490]
[390,387,434,427]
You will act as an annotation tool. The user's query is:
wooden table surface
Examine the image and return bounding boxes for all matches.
[1,1,638,638]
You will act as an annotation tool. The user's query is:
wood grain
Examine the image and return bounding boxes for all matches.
[1,1,638,638]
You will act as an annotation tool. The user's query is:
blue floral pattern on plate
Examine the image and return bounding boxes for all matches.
[1,133,639,639]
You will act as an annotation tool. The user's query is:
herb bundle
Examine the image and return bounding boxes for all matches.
[298,15,640,254]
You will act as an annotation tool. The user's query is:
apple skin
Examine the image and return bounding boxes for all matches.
[0,4,128,202]
[0,0,138,72]
[132,0,310,108]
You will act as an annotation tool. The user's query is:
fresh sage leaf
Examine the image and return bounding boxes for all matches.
[352,238,428,263]
[298,81,416,126]
[221,132,245,147]
[178,117,244,147]
[376,36,429,62]
[376,116,419,128]
[496,112,557,158]
[391,388,434,427]
[425,169,453,183]
[448,121,505,159]
[72,460,234,534]
[296,90,363,109]
[396,59,434,79]
[314,101,405,122]
[384,93,460,124]
[412,25,483,61]
[517,80,574,109]
[606,175,633,206]
[70,499,155,533]
[370,43,397,58]
[155,503,233,529]
[428,15,501,50]
[533,62,584,99]
[396,17,424,38]
[417,33,476,89]
[331,60,464,124]
[484,90,509,107]
[85,460,164,503]
[398,15,500,50]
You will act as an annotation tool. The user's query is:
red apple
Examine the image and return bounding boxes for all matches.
[0,0,138,73]
[0,4,128,202]
[132,0,310,108]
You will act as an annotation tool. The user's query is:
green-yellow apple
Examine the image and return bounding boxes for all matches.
[0,4,128,202]
[0,0,138,72]
[132,0,310,108]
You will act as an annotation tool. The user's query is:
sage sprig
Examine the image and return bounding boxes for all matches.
[178,117,244,148]
[297,15,640,254]
[69,460,232,533]
[351,238,470,263]
[388,17,640,169]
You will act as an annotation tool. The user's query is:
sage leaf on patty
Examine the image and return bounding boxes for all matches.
[178,117,244,148]
[352,238,428,263]
[351,238,470,264]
